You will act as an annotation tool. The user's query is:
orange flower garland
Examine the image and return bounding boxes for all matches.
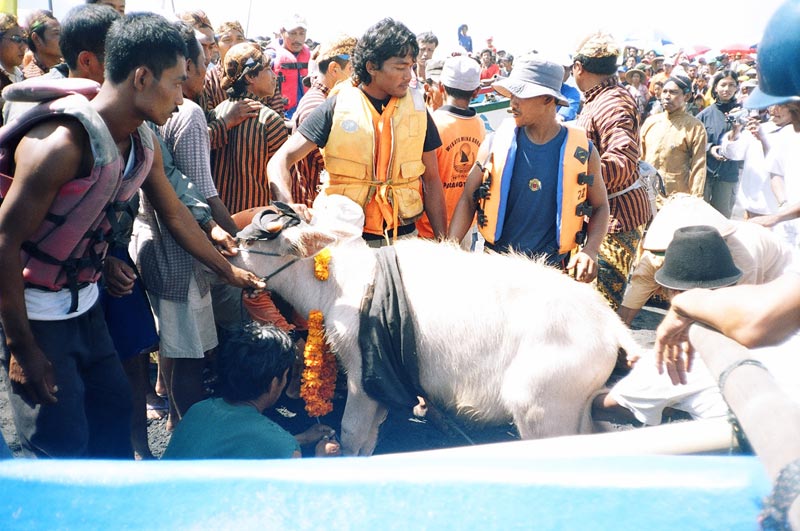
[314,248,331,281]
[301,252,336,417]
[300,310,337,417]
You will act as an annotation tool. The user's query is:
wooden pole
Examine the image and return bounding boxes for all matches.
[689,324,800,530]
[245,0,253,37]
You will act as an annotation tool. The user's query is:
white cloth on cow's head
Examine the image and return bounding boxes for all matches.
[311,193,365,243]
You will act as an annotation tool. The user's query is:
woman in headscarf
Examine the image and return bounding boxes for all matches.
[210,42,287,214]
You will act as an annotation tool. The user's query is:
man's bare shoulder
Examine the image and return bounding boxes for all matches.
[15,117,92,183]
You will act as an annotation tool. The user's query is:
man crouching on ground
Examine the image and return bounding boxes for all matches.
[162,324,341,459]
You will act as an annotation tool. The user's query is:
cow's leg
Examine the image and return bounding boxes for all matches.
[501,344,584,439]
[340,379,383,456]
[360,404,387,456]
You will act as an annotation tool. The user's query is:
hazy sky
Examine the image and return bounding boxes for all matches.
[24,0,784,59]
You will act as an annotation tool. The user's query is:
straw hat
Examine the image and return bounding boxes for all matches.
[625,68,646,84]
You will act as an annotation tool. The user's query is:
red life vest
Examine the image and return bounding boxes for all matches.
[270,45,310,114]
[0,81,154,312]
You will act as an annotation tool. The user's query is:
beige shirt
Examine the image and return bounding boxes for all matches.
[640,109,707,198]
[621,221,796,310]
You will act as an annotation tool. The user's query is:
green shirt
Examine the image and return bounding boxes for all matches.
[162,398,300,459]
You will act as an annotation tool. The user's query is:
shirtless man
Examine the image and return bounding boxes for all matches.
[0,13,264,458]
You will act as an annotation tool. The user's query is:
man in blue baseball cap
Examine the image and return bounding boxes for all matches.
[744,0,800,111]
[741,1,800,243]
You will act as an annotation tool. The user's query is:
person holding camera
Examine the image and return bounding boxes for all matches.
[697,70,742,218]
[721,104,793,226]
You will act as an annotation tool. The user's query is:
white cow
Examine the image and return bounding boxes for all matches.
[231,208,639,456]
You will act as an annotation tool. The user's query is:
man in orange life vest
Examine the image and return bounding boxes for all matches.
[448,54,610,283]
[269,18,447,245]
[0,13,264,458]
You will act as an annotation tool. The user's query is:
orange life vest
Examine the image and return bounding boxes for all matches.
[476,120,593,255]
[321,82,427,236]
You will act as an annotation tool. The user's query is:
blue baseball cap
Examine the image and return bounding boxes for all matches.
[745,0,800,109]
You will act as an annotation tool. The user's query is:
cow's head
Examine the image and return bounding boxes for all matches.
[236,201,333,252]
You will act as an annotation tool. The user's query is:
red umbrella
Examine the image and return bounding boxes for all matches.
[685,44,711,58]
[720,43,757,55]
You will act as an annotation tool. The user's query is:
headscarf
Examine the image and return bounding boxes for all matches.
[220,42,266,91]
[666,75,692,94]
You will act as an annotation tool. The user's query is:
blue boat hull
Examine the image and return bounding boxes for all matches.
[0,454,769,530]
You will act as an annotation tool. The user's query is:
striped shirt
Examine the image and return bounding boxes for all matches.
[209,93,289,214]
[203,62,286,150]
[290,79,329,207]
[201,64,228,150]
[577,76,652,232]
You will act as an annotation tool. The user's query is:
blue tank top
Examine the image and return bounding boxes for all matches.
[491,126,566,264]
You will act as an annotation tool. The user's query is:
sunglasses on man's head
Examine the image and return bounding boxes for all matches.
[3,34,25,44]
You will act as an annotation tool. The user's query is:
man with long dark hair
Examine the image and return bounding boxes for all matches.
[268,18,446,245]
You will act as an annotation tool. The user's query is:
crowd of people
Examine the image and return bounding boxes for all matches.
[0,0,798,467]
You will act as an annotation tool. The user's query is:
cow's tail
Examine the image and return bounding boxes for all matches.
[578,317,645,434]
[615,317,646,368]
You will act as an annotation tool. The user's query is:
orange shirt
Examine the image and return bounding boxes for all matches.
[417,105,486,238]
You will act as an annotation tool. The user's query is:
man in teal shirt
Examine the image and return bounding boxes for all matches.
[163,325,340,459]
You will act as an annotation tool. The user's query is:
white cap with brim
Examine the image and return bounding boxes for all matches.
[745,86,800,110]
[492,54,569,106]
[440,56,480,91]
[283,14,308,31]
[425,58,445,84]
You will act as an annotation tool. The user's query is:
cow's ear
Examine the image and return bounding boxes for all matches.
[293,228,337,258]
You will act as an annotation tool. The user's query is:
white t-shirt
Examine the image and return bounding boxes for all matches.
[766,126,800,247]
[723,122,785,215]
[609,332,800,426]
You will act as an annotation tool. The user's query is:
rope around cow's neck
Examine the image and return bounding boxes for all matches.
[233,247,299,283]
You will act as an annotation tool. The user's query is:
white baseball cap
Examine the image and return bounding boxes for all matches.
[440,55,480,91]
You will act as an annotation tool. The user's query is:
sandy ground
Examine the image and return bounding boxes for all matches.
[0,308,664,458]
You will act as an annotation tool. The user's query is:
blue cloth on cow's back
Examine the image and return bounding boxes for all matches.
[359,246,425,411]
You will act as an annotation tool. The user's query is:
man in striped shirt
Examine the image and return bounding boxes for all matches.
[291,35,357,207]
[178,12,262,151]
[210,43,288,215]
[573,32,653,311]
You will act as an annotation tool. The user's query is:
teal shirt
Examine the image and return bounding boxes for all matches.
[162,398,300,459]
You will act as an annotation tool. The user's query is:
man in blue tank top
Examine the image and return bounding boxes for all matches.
[449,54,610,283]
